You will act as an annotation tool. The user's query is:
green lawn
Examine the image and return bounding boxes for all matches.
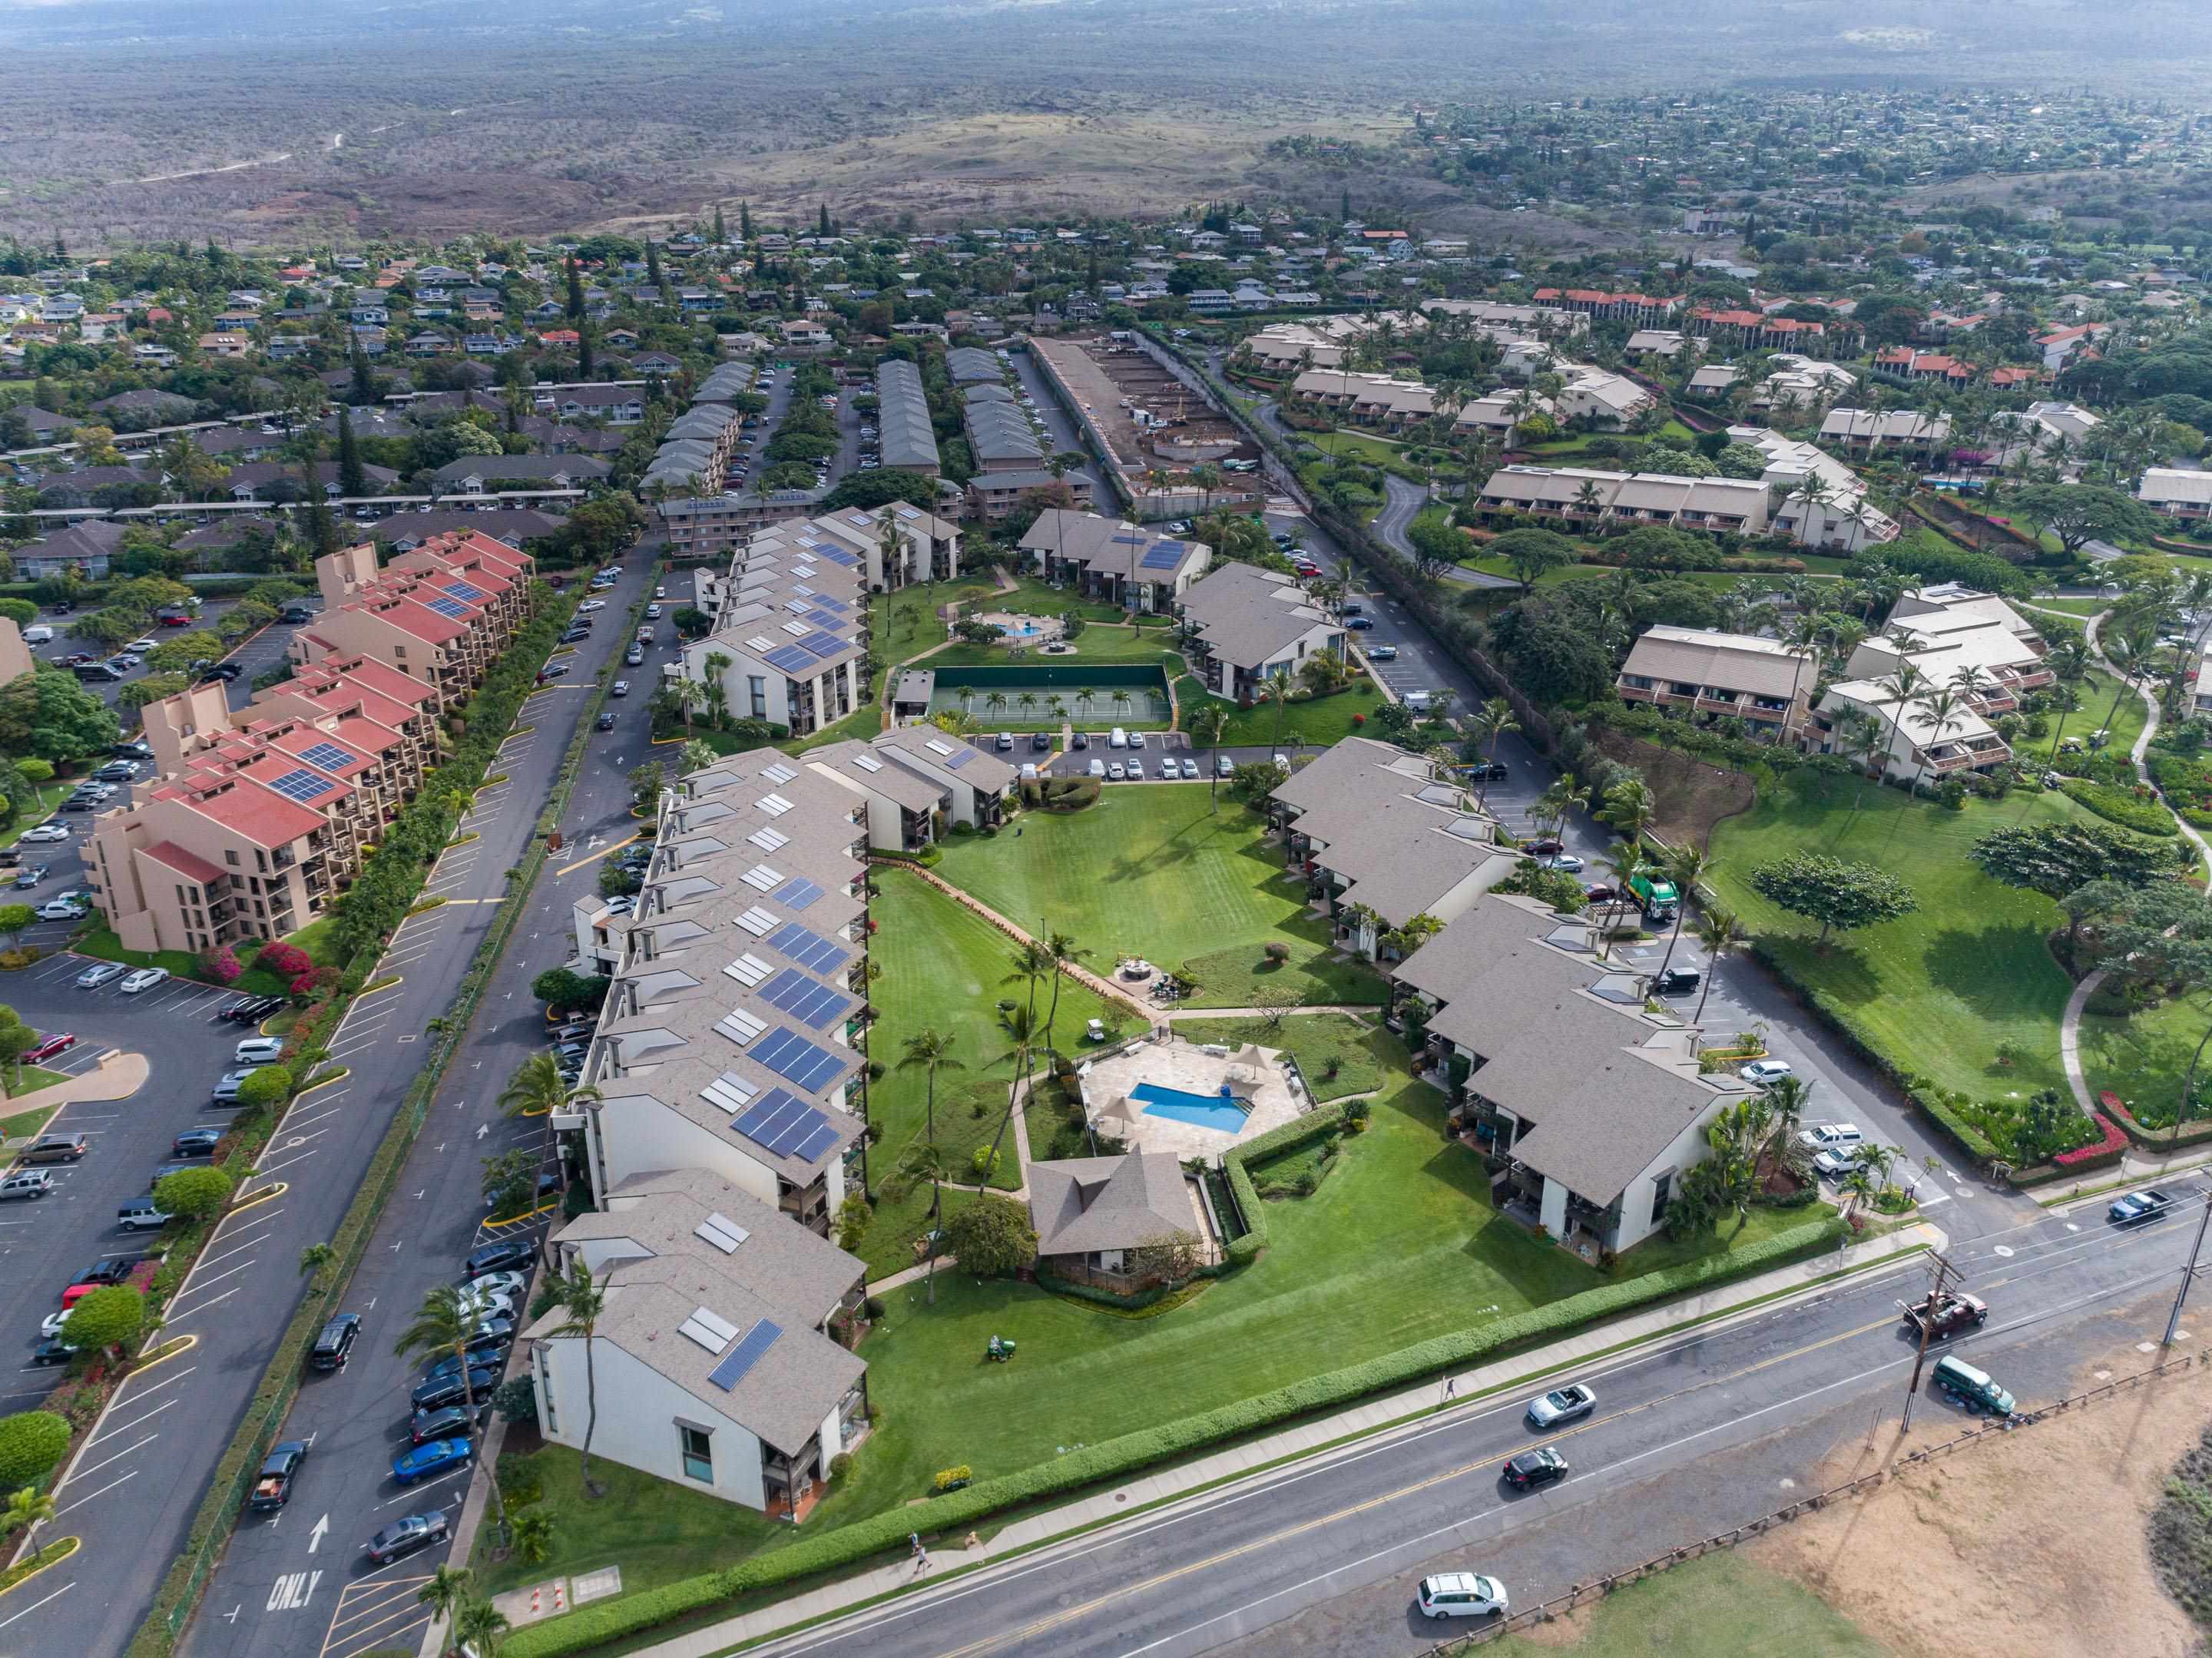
[0,1100,60,1141]
[2008,664,2150,767]
[1175,1011,1389,1099]
[1706,770,2097,1096]
[1177,918,1389,1011]
[873,574,1003,669]
[73,920,343,998]
[927,627,1187,670]
[1172,675,1387,747]
[856,870,1121,1278]
[822,1051,1823,1537]
[1000,574,1131,624]
[1310,429,1416,468]
[0,786,69,852]
[2028,596,2107,618]
[1488,1552,1885,1658]
[2078,985,2212,1131]
[932,786,1318,989]
[474,1446,793,1597]
[785,702,886,754]
[5,1064,68,1100]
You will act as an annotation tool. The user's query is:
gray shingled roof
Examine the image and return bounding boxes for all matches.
[1028,1153,1194,1255]
[876,359,942,472]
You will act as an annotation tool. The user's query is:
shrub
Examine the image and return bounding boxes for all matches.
[155,1164,235,1222]
[0,1410,71,1487]
[198,945,241,985]
[1263,941,1290,962]
[255,942,313,983]
[2061,779,2177,836]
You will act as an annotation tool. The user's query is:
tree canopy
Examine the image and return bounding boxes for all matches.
[1970,821,2181,900]
[943,1193,1038,1279]
[2011,484,2159,558]
[1749,855,1919,942]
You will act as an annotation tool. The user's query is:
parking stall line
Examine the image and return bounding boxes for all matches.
[255,1147,321,1178]
[88,1395,178,1446]
[0,1580,75,1630]
[165,1286,240,1322]
[68,1431,159,1484]
[166,1256,258,1309]
[194,1226,276,1274]
[114,1363,197,1404]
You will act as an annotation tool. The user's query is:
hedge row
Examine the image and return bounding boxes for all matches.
[1217,1104,1348,1265]
[2094,1088,2212,1153]
[2061,779,2178,836]
[503,1215,1846,1658]
[124,586,581,1658]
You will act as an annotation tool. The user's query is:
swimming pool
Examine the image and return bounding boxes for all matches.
[1131,1081,1249,1134]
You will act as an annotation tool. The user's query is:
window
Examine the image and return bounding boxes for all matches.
[1650,1170,1673,1227]
[749,676,767,719]
[678,1425,714,1484]
[226,850,240,867]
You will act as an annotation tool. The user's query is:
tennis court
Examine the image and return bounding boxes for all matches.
[926,664,1173,728]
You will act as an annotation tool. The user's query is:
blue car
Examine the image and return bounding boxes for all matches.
[1344,615,1375,630]
[392,1437,472,1485]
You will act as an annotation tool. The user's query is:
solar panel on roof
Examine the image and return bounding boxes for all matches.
[772,876,823,909]
[443,581,486,601]
[730,1087,824,1154]
[924,738,956,756]
[717,1008,767,1045]
[300,741,358,771]
[767,920,849,974]
[708,1319,784,1392]
[736,906,778,936]
[267,768,335,803]
[796,630,846,660]
[817,546,861,567]
[753,1027,846,1093]
[679,1306,738,1354]
[763,646,816,675]
[852,754,883,773]
[702,1071,757,1114]
[760,760,796,785]
[804,610,844,630]
[748,826,789,852]
[760,968,855,1031]
[740,864,783,892]
[1140,541,1187,571]
[423,596,471,620]
[1111,532,1149,545]
[945,749,975,771]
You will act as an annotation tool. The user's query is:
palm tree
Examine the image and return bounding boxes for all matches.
[1882,687,1965,855]
[886,1136,954,1300]
[1465,698,1519,812]
[1598,839,1651,959]
[1002,938,1055,1025]
[2040,637,2094,759]
[539,1257,614,1496]
[896,1028,962,1156]
[1187,704,1230,810]
[985,690,1009,723]
[1654,844,1709,978]
[497,1051,570,1120]
[2,1484,56,1566]
[1111,688,1133,724]
[1536,773,1591,842]
[1016,691,1040,722]
[1041,929,1090,1053]
[1691,907,1744,1026]
[452,1596,511,1658]
[977,1004,1042,1198]
[394,1286,506,1536]
[1261,675,1294,756]
[1598,776,1655,844]
[671,677,706,739]
[417,1564,475,1656]
[700,651,733,730]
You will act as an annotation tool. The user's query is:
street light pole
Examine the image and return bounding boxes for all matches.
[2164,1191,2212,1349]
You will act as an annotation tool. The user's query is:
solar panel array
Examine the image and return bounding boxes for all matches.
[757,967,853,1031]
[796,630,846,660]
[1140,539,1187,572]
[708,1319,784,1392]
[768,920,847,973]
[266,768,336,803]
[423,595,472,620]
[804,609,845,631]
[1111,532,1149,546]
[300,741,358,771]
[729,1087,842,1161]
[443,581,486,602]
[753,1028,848,1095]
[763,645,816,676]
[816,545,861,567]
[944,749,975,771]
[679,1306,739,1354]
[772,875,824,910]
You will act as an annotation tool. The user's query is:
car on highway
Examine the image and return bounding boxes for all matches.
[1524,1383,1596,1429]
[1501,1448,1568,1490]
[1416,1573,1508,1620]
[1740,1059,1796,1088]
[2110,1188,2177,1226]
[19,824,69,844]
[392,1435,475,1486]
[367,1512,452,1565]
[20,1032,75,1063]
[0,1170,54,1201]
[1902,1289,1988,1339]
[464,1237,538,1278]
[248,1441,309,1511]
[118,968,168,995]
[171,1128,223,1157]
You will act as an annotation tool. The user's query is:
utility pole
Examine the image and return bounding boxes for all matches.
[2164,1190,2212,1349]
[1899,1250,1959,1434]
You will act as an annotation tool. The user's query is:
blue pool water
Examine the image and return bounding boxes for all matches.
[1131,1081,1249,1133]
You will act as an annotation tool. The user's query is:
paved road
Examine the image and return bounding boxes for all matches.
[738,1181,2207,1658]
[1005,346,1110,508]
[173,555,663,1658]
[0,558,652,1658]
[1371,475,1427,562]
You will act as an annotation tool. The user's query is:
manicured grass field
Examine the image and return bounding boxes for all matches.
[822,1047,1823,1538]
[1706,770,2097,1096]
[5,1065,68,1101]
[932,786,1316,988]
[856,870,1120,1278]
[1177,915,1389,1010]
[1171,675,1386,748]
[0,786,70,852]
[1309,429,1417,468]
[2078,985,2212,1131]
[1488,1552,1886,1658]
[475,1446,793,1597]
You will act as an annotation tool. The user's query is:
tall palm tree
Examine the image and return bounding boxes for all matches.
[2041,637,2094,759]
[886,1136,954,1300]
[978,1004,1042,1197]
[452,1596,511,1658]
[1654,844,1709,977]
[1261,675,1293,756]
[1692,907,1745,1026]
[1111,688,1133,724]
[896,1028,962,1160]
[1040,929,1091,1054]
[497,1051,574,1119]
[539,1257,614,1496]
[1466,698,1519,812]
[671,678,706,739]
[1536,773,1591,842]
[1187,704,1230,811]
[1002,938,1055,1025]
[985,690,1009,723]
[1883,686,1965,854]
[394,1286,506,1536]
[1598,839,1651,959]
[417,1564,475,1656]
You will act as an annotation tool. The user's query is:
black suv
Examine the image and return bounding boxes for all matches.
[220,994,287,1025]
[310,1312,360,1372]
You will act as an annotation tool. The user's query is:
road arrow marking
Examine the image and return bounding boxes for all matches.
[477,1124,490,1140]
[308,1514,328,1554]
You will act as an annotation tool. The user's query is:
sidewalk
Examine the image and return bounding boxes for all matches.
[621,1223,1941,1658]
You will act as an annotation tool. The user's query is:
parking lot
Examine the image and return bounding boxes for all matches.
[23,597,320,726]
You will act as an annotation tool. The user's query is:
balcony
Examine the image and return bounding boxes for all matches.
[1915,738,2011,774]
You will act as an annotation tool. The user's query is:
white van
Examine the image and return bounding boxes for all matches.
[1108,727,1128,749]
[1417,1574,1507,1619]
[1403,690,1432,713]
[21,626,51,644]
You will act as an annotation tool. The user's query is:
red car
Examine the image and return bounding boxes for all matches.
[157,614,194,627]
[21,1033,75,1064]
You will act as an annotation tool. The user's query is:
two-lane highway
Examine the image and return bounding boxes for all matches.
[738,1186,2210,1658]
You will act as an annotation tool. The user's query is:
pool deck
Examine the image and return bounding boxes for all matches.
[1078,1035,1309,1160]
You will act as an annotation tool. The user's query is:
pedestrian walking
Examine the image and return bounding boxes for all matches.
[1442,1373,1456,1401]
[910,1531,931,1574]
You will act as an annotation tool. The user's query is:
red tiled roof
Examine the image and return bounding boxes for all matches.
[140,839,224,885]
[361,597,465,644]
[177,777,325,849]
[306,657,438,708]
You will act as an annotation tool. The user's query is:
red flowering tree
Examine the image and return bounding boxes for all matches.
[198,945,241,985]
[256,942,313,985]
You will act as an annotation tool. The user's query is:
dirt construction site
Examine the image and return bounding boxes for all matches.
[1031,333,1257,479]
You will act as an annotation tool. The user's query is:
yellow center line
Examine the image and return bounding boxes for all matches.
[555,831,641,877]
[928,1309,1902,1658]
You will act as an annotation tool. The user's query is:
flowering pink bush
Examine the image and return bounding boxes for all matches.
[2055,1111,2128,1167]
[198,945,240,985]
[256,942,313,983]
